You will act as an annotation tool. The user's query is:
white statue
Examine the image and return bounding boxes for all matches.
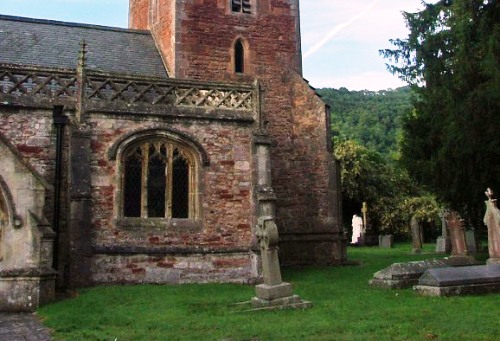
[351,214,363,244]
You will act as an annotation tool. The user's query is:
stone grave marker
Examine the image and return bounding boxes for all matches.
[436,210,451,254]
[484,188,500,264]
[465,230,479,254]
[378,235,393,248]
[447,211,468,257]
[369,257,480,289]
[410,216,423,254]
[250,216,311,310]
[414,264,500,296]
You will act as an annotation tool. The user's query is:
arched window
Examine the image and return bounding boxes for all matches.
[234,39,245,73]
[122,139,198,219]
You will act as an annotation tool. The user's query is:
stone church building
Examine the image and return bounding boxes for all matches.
[0,0,345,311]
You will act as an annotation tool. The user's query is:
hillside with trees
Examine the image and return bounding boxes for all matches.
[317,87,413,159]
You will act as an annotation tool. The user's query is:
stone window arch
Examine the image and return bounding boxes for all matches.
[111,129,207,222]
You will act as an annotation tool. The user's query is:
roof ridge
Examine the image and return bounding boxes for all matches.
[0,14,150,35]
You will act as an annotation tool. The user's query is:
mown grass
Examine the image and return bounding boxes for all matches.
[38,244,500,341]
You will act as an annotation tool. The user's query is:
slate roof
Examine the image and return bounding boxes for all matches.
[0,15,168,78]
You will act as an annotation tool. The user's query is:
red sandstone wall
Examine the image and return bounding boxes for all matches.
[88,116,255,250]
[129,0,344,264]
[129,0,150,29]
[127,0,345,265]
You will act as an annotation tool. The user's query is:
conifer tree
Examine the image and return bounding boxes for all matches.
[382,0,500,224]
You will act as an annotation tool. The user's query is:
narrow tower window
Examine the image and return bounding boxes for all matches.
[235,40,245,73]
[232,0,251,14]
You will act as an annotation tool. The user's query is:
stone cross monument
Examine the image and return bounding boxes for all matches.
[251,216,311,310]
[484,188,500,264]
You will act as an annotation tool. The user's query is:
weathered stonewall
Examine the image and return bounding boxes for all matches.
[369,257,480,289]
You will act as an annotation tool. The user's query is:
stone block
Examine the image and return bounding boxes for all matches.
[255,282,294,301]
[414,264,500,296]
[369,257,481,289]
[0,269,56,312]
[378,235,393,248]
[250,295,312,310]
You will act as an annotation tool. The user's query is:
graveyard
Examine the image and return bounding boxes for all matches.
[37,243,500,341]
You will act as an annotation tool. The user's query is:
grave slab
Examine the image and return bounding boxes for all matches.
[369,257,481,289]
[414,264,500,296]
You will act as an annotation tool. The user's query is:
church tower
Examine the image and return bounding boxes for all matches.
[129,0,346,265]
[129,0,302,81]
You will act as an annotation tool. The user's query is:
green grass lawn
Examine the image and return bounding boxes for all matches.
[38,244,500,341]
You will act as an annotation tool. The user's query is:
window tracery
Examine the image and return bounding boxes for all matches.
[122,139,198,220]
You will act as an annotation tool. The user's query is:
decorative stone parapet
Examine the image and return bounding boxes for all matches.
[0,64,257,120]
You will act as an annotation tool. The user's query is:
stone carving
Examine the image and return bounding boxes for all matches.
[484,188,500,264]
[0,68,77,99]
[251,216,311,310]
[85,74,254,110]
[0,64,255,111]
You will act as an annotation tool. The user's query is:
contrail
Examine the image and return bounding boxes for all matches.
[303,0,380,59]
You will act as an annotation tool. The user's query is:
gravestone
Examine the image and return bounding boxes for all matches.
[436,210,451,254]
[369,257,480,289]
[465,230,479,254]
[484,188,500,264]
[251,216,311,310]
[447,211,468,257]
[414,264,500,296]
[379,235,393,248]
[410,216,423,254]
[351,215,363,244]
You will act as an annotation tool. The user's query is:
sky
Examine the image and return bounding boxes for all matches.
[0,0,435,91]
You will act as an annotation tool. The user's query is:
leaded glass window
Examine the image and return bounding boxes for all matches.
[122,140,196,219]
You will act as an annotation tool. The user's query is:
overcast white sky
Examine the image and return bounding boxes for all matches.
[0,0,435,90]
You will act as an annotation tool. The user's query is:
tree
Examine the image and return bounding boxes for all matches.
[334,140,440,239]
[381,0,500,225]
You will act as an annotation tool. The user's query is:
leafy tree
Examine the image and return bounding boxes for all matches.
[334,140,440,239]
[381,0,500,225]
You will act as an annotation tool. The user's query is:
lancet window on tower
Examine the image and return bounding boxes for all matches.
[232,0,251,14]
[234,40,245,73]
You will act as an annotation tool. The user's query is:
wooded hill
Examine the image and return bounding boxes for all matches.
[317,87,413,159]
